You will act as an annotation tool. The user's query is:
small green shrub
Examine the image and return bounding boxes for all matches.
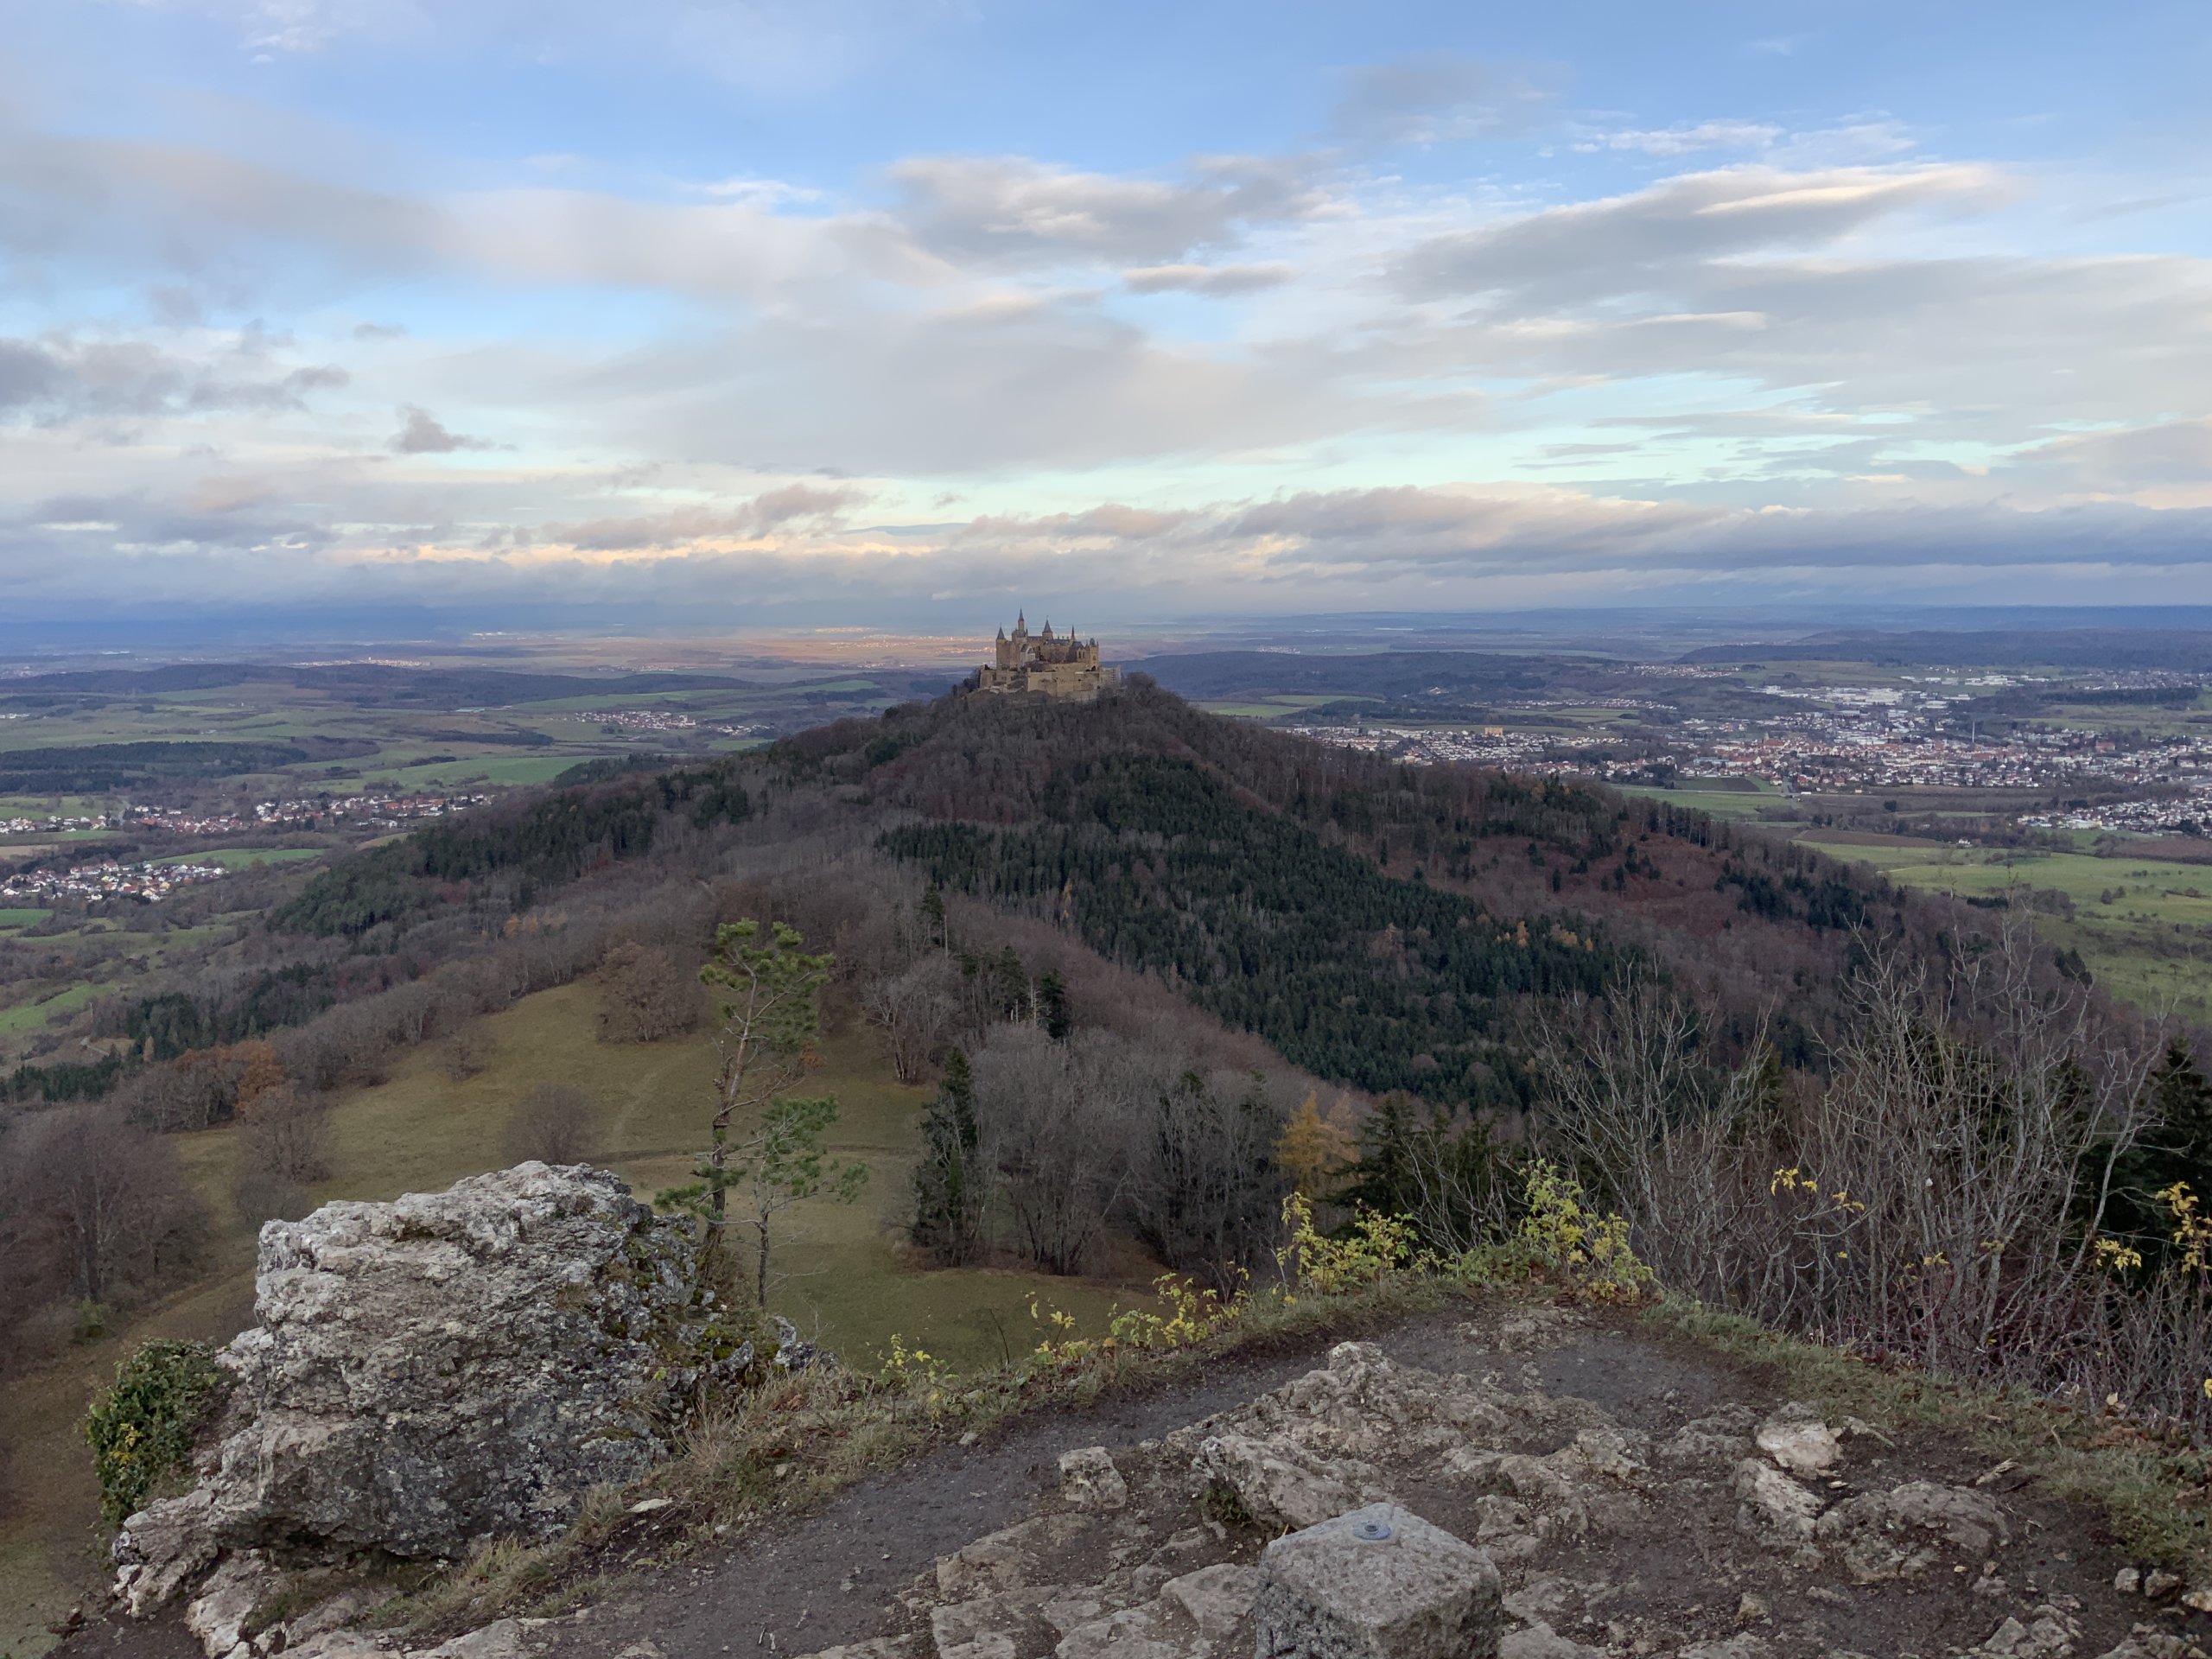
[1198,1481,1258,1530]
[85,1339,226,1529]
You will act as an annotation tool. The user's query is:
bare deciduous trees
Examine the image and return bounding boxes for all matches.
[1531,925,2193,1421]
[232,1084,335,1224]
[502,1082,598,1166]
[975,1026,1141,1275]
[0,1105,206,1314]
[860,955,960,1083]
[443,1027,494,1081]
[1127,1067,1284,1292]
[596,942,701,1044]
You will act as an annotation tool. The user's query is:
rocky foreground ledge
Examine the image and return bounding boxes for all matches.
[181,1326,2210,1659]
[771,1334,2202,1659]
[111,1164,746,1630]
[83,1170,2212,1659]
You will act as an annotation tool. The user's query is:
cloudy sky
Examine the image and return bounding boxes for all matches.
[4,0,2209,633]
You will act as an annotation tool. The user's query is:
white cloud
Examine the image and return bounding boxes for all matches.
[6,79,2212,615]
[1122,263,1296,295]
[1395,163,2012,302]
[0,331,349,423]
[113,0,972,91]
[1581,121,1783,157]
[389,406,489,454]
[888,155,1320,268]
[13,474,2212,622]
[1333,54,1554,147]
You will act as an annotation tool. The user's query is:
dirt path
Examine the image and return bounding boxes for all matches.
[540,1306,2189,1659]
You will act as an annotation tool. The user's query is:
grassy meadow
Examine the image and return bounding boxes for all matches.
[0,978,1156,1656]
[150,848,327,870]
[1798,835,2212,1022]
[1614,779,1788,819]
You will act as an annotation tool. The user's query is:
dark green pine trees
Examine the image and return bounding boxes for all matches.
[912,1048,983,1265]
[1034,969,1071,1039]
[2105,1040,2212,1259]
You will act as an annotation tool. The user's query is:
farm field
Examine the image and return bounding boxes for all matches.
[353,753,589,789]
[1799,836,2212,1021]
[150,847,328,869]
[1616,779,1788,819]
[0,660,954,813]
[0,978,1157,1655]
[1195,693,1383,718]
[0,979,111,1035]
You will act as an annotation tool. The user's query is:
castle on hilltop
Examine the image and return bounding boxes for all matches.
[974,612,1122,702]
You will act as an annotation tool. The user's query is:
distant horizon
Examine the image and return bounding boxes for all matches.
[14,601,2212,674]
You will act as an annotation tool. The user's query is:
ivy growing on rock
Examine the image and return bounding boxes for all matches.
[85,1339,226,1529]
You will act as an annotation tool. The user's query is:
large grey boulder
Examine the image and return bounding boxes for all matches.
[1255,1504,1501,1659]
[1813,1479,2009,1583]
[115,1164,741,1611]
[1731,1459,1824,1550]
[1191,1433,1363,1531]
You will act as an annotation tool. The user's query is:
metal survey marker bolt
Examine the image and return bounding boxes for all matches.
[1255,1503,1502,1659]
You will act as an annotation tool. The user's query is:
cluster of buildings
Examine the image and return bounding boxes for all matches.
[2019,790,2212,836]
[1,810,113,836]
[251,792,490,829]
[1290,678,2212,817]
[1288,723,1612,773]
[1,859,228,905]
[575,709,699,732]
[1683,719,2212,794]
[2,793,490,841]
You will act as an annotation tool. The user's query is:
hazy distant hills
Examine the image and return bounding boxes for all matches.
[0,663,762,709]
[1681,628,2212,671]
[1127,650,1554,701]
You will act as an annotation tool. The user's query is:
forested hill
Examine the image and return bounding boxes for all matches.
[259,679,1990,1111]
[0,661,758,710]
[791,683,1964,1080]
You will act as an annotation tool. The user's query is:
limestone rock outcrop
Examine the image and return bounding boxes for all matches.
[115,1163,741,1613]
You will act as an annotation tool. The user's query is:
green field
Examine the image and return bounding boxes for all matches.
[0,906,51,926]
[0,665,936,825]
[1197,694,1382,720]
[357,754,589,788]
[0,980,110,1034]
[152,847,328,870]
[0,980,1155,1653]
[1800,837,2212,1020]
[1616,779,1789,819]
[1806,843,2212,912]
